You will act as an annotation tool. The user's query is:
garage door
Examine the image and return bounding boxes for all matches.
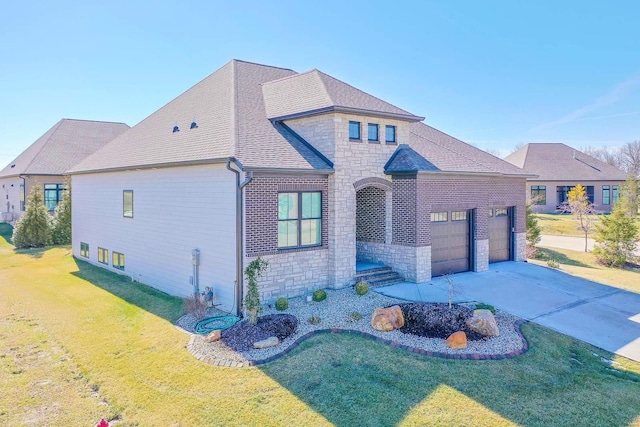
[489,207,511,263]
[431,210,470,276]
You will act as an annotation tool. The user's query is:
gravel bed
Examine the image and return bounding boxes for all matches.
[176,287,526,366]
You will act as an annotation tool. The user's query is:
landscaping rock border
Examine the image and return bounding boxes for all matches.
[176,287,530,368]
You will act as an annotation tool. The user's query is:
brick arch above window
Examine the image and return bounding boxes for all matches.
[353,177,392,192]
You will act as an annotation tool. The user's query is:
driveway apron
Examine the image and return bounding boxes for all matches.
[376,262,640,362]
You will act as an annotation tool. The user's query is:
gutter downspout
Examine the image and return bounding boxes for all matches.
[226,158,253,316]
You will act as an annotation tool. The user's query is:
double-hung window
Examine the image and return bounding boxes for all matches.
[368,123,379,142]
[278,192,322,248]
[349,121,361,140]
[612,185,620,204]
[602,185,611,205]
[123,190,133,218]
[531,185,546,205]
[385,125,396,144]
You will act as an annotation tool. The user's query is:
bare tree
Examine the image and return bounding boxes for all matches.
[619,140,640,177]
[558,184,598,252]
[581,146,622,168]
[484,147,502,158]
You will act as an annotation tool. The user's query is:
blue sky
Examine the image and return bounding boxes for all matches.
[1,1,639,167]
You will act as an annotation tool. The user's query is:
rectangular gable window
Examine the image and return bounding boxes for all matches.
[612,185,620,204]
[278,192,322,248]
[531,185,546,205]
[602,185,610,205]
[368,123,379,142]
[385,125,396,144]
[430,212,448,222]
[349,121,361,140]
[98,247,108,265]
[80,242,89,258]
[113,252,125,270]
[123,190,133,218]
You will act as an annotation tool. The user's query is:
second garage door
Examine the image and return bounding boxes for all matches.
[489,207,511,263]
[431,210,471,276]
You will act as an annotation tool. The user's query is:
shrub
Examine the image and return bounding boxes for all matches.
[12,184,52,248]
[312,289,327,302]
[547,259,560,269]
[349,311,363,321]
[244,257,269,325]
[475,303,496,314]
[275,297,288,311]
[51,183,71,245]
[308,316,321,325]
[525,201,542,253]
[184,296,208,321]
[593,201,639,267]
[355,281,369,296]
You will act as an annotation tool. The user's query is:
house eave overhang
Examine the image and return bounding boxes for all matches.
[66,158,231,175]
[243,166,334,175]
[385,170,537,179]
[269,106,424,123]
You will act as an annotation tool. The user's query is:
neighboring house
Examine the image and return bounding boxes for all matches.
[505,143,628,213]
[68,60,531,315]
[0,119,129,221]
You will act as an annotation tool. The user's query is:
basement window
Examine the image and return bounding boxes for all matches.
[80,242,89,258]
[113,252,125,271]
[98,247,108,265]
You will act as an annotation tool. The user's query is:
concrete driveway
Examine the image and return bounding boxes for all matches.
[375,262,640,363]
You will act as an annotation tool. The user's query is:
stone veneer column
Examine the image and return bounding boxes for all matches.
[474,239,489,272]
[514,232,526,262]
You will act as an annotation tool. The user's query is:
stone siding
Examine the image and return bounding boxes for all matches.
[514,232,526,262]
[356,241,431,282]
[474,239,489,272]
[246,249,329,303]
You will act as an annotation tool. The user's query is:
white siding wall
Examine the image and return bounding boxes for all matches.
[0,177,21,221]
[72,164,237,312]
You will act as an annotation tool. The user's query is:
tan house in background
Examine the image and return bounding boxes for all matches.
[0,119,129,222]
[505,143,628,213]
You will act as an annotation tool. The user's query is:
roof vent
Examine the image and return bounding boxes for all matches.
[10,164,15,168]
[172,125,180,133]
[190,121,198,129]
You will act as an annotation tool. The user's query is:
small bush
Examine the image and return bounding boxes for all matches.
[547,259,560,269]
[312,289,327,302]
[349,311,363,321]
[355,281,369,296]
[475,303,495,314]
[275,297,288,311]
[308,316,321,325]
[184,296,208,321]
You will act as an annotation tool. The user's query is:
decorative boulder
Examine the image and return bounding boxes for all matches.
[371,305,405,332]
[204,330,221,343]
[253,336,279,349]
[446,331,467,349]
[467,309,500,337]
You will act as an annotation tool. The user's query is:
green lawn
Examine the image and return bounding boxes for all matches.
[1,223,640,426]
[530,247,640,294]
[536,212,640,238]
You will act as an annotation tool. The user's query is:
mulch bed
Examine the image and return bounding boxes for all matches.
[398,303,485,341]
[221,314,298,352]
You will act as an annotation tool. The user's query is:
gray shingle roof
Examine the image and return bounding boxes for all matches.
[504,143,628,181]
[0,119,129,178]
[70,60,334,173]
[262,69,424,122]
[396,122,530,176]
[384,144,438,172]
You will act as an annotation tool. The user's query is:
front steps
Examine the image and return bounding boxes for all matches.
[355,264,404,287]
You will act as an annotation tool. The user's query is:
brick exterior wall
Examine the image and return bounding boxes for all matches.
[245,174,329,256]
[356,186,386,243]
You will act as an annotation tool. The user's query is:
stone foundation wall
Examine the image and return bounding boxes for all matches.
[356,241,431,282]
[246,249,330,303]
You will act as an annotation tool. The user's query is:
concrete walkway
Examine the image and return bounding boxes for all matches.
[375,262,640,363]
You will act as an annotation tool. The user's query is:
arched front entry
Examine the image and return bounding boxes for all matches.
[353,177,392,264]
